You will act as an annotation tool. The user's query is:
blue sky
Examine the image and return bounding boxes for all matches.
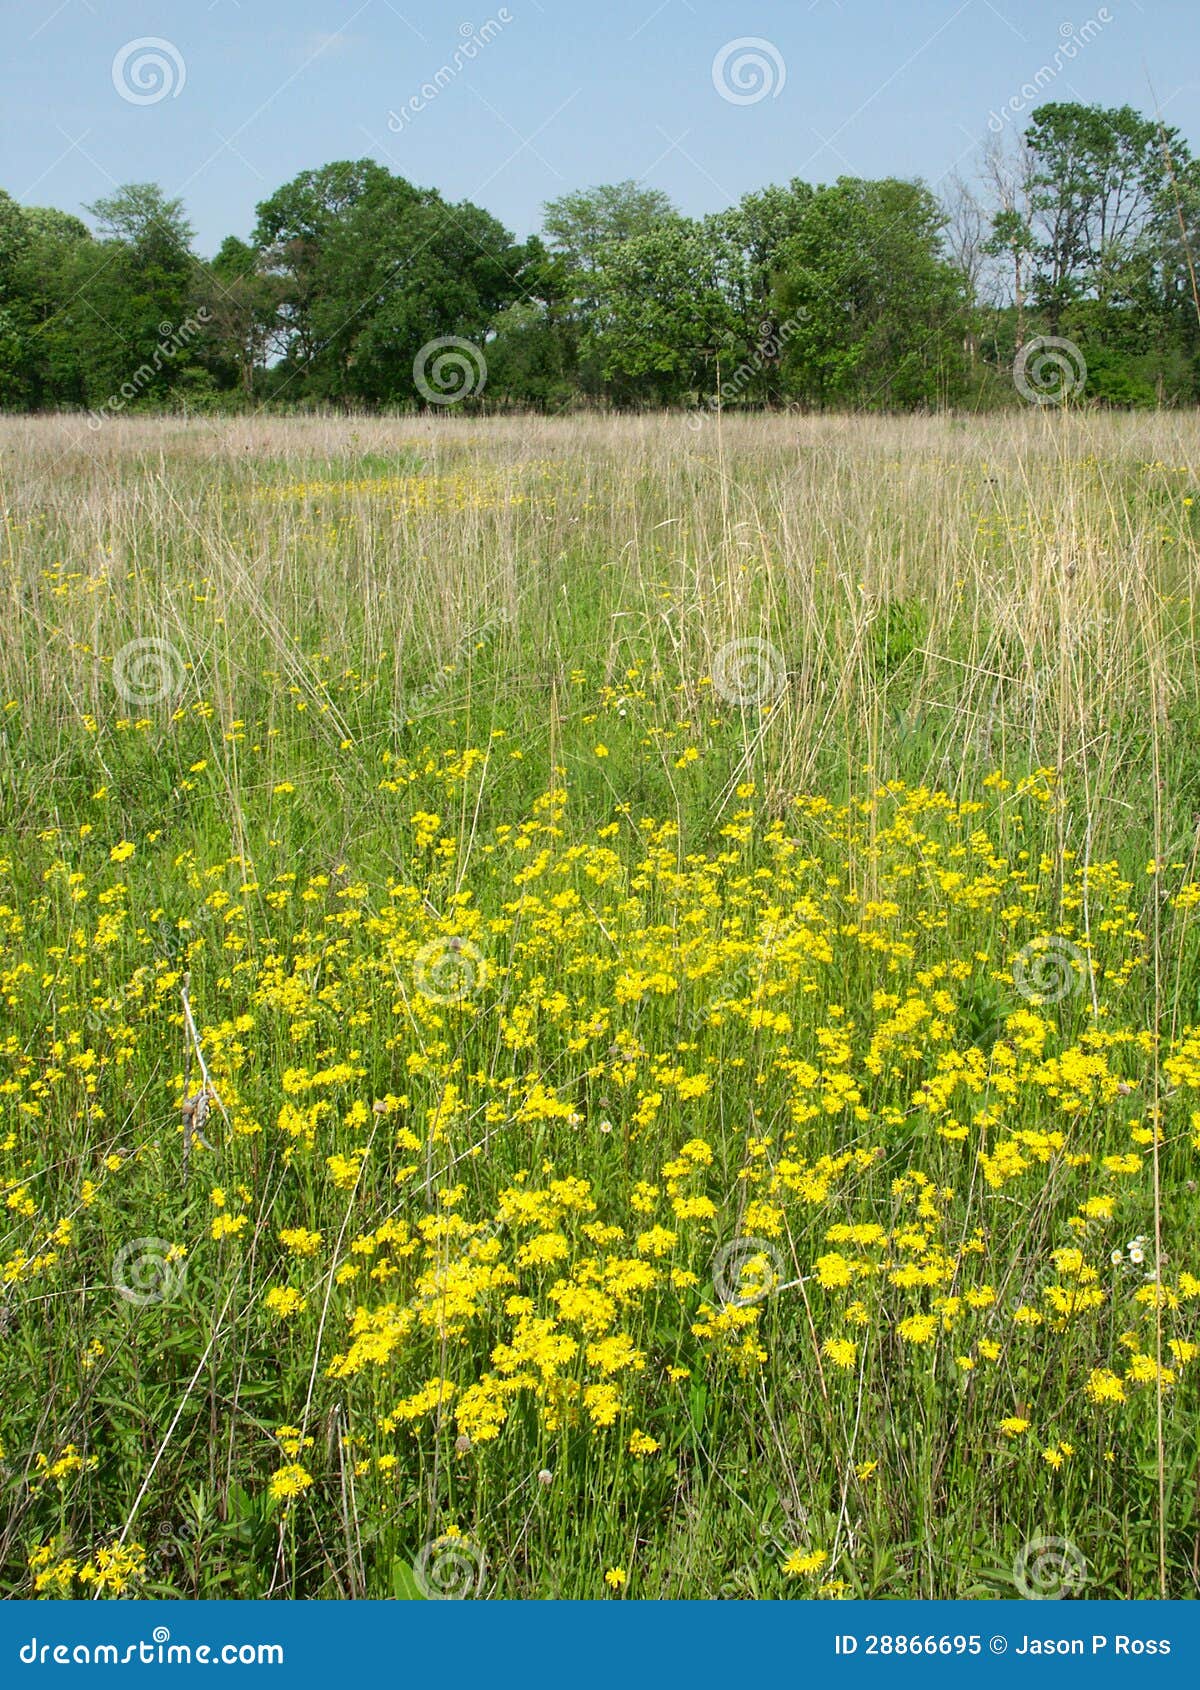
[3,0,1198,254]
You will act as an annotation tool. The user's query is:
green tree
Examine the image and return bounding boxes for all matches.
[86,184,193,262]
[486,238,576,407]
[586,217,741,405]
[0,190,31,403]
[195,237,283,397]
[1024,104,1184,325]
[774,178,967,408]
[706,180,814,391]
[0,198,97,406]
[299,175,521,403]
[253,160,390,374]
[1151,150,1200,379]
[542,182,678,396]
[64,185,200,406]
[542,181,676,280]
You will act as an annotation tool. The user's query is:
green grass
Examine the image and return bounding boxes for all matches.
[0,409,1198,1600]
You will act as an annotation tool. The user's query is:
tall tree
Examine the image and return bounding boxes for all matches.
[59,186,199,406]
[542,181,678,396]
[300,174,521,403]
[1023,103,1185,327]
[586,217,740,405]
[196,236,284,396]
[774,178,967,407]
[253,161,390,374]
[0,190,31,403]
[542,181,676,279]
[486,236,576,407]
[704,181,814,398]
[86,184,193,262]
[940,173,990,375]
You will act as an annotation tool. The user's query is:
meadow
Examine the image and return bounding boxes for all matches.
[1,407,1198,1601]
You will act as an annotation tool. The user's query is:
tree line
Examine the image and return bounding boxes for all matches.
[2,101,1199,415]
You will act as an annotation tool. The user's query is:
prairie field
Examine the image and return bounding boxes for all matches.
[3,407,1200,1601]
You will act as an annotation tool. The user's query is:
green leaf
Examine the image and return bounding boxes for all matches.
[391,1558,426,1601]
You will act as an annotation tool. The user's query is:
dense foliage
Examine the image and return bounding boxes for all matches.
[1,102,1199,412]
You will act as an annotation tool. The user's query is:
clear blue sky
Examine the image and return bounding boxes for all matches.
[3,0,1197,255]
